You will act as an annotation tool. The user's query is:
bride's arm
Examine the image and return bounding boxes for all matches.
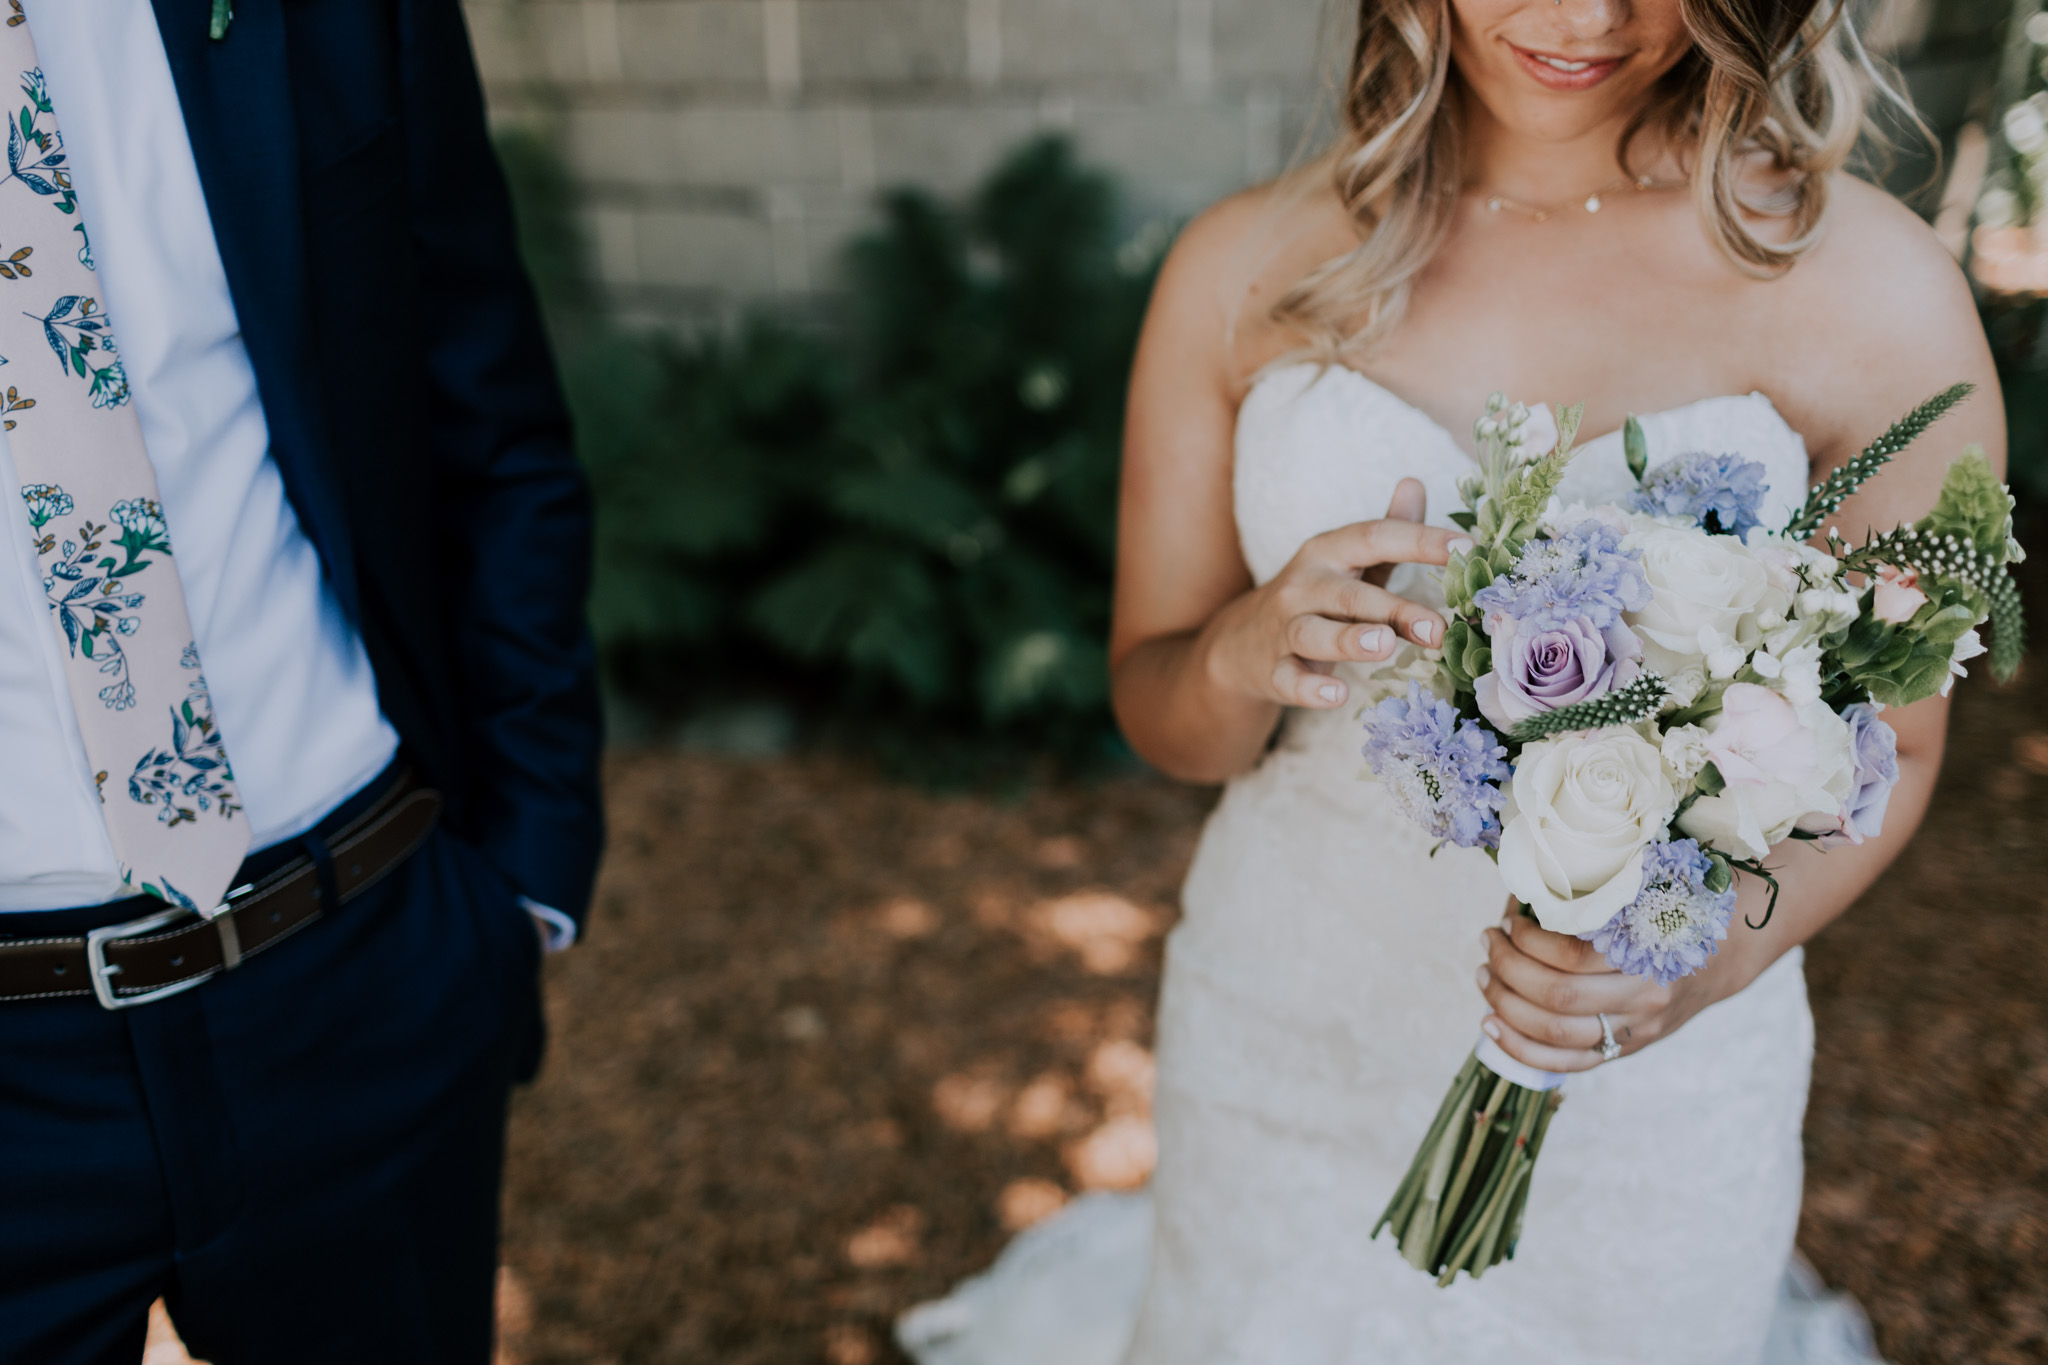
[1479,188,2006,1069]
[1110,200,1460,783]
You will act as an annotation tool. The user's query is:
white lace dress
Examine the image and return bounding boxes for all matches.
[900,366,1887,1365]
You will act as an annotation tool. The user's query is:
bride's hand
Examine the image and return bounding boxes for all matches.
[1476,907,1718,1072]
[1200,478,1469,710]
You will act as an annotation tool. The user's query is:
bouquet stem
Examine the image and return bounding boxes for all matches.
[1372,1051,1565,1283]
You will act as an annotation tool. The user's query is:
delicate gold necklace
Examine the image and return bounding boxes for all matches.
[1477,174,1679,222]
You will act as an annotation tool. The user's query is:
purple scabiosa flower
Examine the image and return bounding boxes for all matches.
[1472,520,1651,633]
[1578,838,1734,986]
[1630,451,1770,538]
[1360,682,1511,849]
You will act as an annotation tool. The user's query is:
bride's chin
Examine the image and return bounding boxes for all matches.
[1457,81,1642,145]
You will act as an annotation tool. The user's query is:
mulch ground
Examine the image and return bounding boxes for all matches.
[502,603,2048,1365]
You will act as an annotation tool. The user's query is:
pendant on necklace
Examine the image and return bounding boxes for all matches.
[1585,195,1602,212]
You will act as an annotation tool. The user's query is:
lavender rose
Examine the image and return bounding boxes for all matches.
[1474,614,1643,732]
[1797,702,1899,846]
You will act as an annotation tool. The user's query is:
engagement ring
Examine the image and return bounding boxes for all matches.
[1596,1013,1622,1062]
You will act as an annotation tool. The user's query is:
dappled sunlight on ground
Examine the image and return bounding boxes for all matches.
[845,1206,927,1271]
[500,753,1206,1364]
[1028,891,1167,975]
[994,1176,1069,1231]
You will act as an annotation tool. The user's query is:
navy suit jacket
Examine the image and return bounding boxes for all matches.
[147,0,605,925]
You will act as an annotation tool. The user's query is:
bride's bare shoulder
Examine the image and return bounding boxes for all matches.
[1791,174,1968,303]
[1767,174,2000,466]
[1146,170,1359,393]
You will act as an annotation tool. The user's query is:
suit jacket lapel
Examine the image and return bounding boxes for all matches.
[146,0,359,620]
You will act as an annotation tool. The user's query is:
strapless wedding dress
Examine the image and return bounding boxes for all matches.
[899,366,1887,1365]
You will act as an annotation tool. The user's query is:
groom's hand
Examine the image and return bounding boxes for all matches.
[1475,903,1714,1072]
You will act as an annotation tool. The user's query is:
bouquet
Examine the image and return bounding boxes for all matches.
[1361,386,2026,1284]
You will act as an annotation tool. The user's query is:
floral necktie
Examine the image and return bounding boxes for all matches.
[4,2,248,913]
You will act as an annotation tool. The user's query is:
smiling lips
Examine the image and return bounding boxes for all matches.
[1509,43,1625,90]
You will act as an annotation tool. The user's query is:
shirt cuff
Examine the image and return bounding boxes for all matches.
[520,897,578,953]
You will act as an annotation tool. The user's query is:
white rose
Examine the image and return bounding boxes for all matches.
[1677,695,1855,860]
[1499,729,1678,935]
[1624,525,1787,678]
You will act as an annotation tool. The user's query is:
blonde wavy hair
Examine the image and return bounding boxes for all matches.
[1273,0,1917,359]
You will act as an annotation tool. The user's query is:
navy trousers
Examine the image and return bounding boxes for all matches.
[0,801,543,1365]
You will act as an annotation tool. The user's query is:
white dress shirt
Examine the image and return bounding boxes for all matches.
[0,6,404,912]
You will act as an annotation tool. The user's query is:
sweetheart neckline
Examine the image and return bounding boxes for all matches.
[1247,361,1803,462]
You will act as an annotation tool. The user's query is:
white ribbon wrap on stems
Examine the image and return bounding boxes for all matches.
[1475,1032,1568,1092]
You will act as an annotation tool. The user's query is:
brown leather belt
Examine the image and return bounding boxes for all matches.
[0,770,442,1009]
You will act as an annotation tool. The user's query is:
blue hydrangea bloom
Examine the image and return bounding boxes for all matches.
[1360,682,1510,849]
[1578,838,1735,986]
[1472,520,1651,633]
[1630,451,1770,538]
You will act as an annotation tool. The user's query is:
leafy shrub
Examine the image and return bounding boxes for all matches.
[499,133,1165,768]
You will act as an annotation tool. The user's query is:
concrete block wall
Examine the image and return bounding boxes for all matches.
[463,0,1336,325]
[463,0,1954,328]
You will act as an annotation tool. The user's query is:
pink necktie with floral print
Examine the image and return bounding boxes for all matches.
[3,5,248,912]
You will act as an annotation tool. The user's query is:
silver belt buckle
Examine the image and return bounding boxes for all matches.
[84,884,253,1011]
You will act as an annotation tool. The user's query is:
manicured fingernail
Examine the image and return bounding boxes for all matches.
[1447,537,1475,555]
[1500,914,1516,933]
[1358,627,1386,651]
[1475,965,1491,990]
[1479,928,1493,950]
[1481,1018,1501,1041]
[1318,682,1341,702]
[1415,620,1438,645]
